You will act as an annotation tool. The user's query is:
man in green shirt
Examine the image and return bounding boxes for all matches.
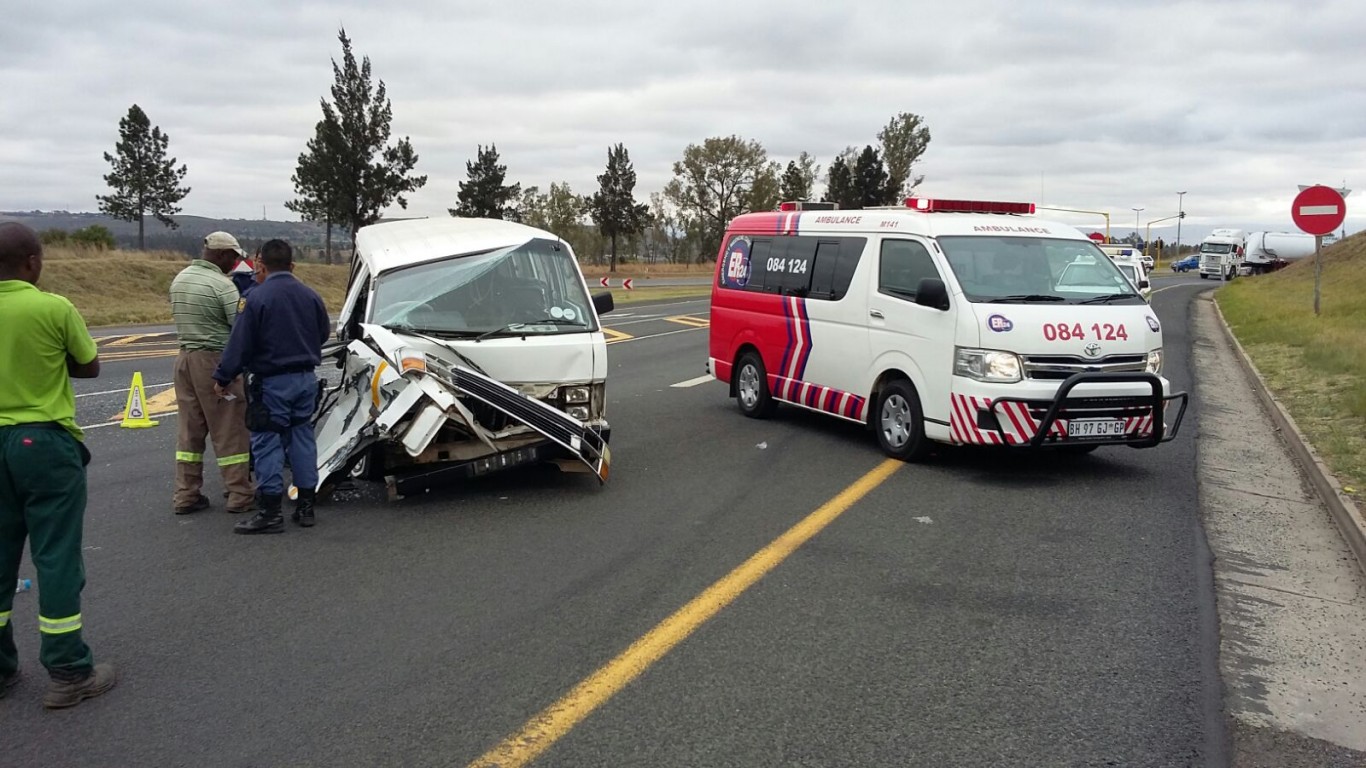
[169,231,254,514]
[0,222,117,709]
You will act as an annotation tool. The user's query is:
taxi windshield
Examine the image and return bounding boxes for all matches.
[369,238,595,336]
[936,236,1145,304]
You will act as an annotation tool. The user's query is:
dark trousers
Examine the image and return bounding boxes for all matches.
[252,372,320,496]
[0,425,95,681]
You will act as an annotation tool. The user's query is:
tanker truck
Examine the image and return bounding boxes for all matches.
[1239,231,1317,276]
[1198,228,1246,281]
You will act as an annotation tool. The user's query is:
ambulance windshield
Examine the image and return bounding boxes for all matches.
[937,236,1144,304]
[369,238,595,336]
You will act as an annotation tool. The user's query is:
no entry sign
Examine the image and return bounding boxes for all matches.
[1292,185,1346,236]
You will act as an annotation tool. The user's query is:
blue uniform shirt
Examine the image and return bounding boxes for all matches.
[214,272,331,385]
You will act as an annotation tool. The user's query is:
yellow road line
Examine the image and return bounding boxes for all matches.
[467,458,903,768]
[98,350,180,362]
[664,315,710,328]
[105,333,174,347]
[602,328,634,344]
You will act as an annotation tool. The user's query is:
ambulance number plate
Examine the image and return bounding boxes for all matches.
[1067,418,1127,438]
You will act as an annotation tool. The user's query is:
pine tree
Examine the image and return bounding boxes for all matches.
[303,28,426,252]
[96,104,190,250]
[587,144,650,272]
[450,144,521,219]
[285,116,345,263]
[823,156,856,210]
[852,146,890,209]
[778,152,821,202]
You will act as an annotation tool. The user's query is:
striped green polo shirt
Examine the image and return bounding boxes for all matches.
[170,260,239,350]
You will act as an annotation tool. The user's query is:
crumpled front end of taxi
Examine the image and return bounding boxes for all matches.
[313,324,610,500]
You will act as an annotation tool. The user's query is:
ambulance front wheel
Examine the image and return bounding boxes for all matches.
[735,351,777,419]
[875,379,931,461]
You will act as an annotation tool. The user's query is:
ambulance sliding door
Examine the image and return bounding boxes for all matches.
[777,235,868,416]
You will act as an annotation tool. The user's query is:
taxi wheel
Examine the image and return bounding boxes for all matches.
[875,379,930,461]
[735,351,776,419]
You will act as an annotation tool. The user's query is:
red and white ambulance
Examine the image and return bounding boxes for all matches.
[707,197,1188,460]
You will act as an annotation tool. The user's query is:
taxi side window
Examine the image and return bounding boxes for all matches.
[878,239,940,301]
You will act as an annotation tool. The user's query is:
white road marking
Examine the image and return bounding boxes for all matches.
[76,382,173,399]
[670,375,715,388]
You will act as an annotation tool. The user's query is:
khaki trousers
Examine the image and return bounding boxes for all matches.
[173,350,254,509]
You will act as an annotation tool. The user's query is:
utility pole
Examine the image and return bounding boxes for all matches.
[1131,207,1144,248]
[1175,191,1186,257]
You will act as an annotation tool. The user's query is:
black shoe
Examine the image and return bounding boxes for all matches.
[43,663,117,709]
[234,494,283,535]
[292,488,316,528]
[174,495,211,515]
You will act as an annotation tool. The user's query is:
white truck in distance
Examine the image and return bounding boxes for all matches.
[1239,231,1317,275]
[1198,229,1245,281]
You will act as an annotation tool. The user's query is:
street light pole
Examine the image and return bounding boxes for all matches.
[1175,191,1187,258]
[1131,207,1144,248]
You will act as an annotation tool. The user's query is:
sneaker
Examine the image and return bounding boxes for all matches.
[43,663,117,709]
[174,495,211,515]
[1,669,19,699]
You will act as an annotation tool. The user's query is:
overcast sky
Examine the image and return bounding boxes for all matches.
[4,0,1364,241]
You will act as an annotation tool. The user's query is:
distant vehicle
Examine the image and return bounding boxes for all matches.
[1198,229,1245,281]
[1171,255,1199,272]
[1096,244,1152,302]
[1239,231,1317,275]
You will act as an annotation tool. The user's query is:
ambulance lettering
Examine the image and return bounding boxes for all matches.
[1041,322,1129,341]
[722,236,751,289]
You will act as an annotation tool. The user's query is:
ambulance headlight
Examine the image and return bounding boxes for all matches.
[954,348,1022,383]
[1146,348,1164,375]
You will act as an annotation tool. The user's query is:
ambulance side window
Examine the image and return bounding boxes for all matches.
[879,239,941,301]
[748,238,778,293]
[808,237,867,301]
[776,237,817,296]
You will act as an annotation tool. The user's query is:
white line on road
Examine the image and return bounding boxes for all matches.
[670,375,715,388]
[76,382,173,399]
[606,326,706,345]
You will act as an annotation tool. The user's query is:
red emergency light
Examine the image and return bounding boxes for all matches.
[905,197,1036,215]
[778,201,838,211]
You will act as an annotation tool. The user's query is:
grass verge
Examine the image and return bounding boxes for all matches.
[1216,233,1366,495]
[604,285,712,306]
[37,247,349,327]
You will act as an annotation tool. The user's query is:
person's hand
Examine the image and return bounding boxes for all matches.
[214,381,229,399]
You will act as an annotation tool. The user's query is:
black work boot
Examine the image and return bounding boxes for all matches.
[292,488,316,528]
[44,663,117,709]
[234,493,284,535]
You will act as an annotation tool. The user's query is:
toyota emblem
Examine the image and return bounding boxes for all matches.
[1083,343,1102,358]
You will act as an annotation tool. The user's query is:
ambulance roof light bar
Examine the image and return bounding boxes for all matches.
[905,197,1036,215]
[778,200,839,212]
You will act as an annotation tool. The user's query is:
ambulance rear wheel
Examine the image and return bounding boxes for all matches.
[875,379,930,461]
[735,351,776,419]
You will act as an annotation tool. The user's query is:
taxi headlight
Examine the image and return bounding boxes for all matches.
[954,347,1022,383]
[1146,348,1164,375]
[567,406,591,421]
[561,386,591,404]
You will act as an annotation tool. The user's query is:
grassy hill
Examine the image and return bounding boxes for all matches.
[1218,233,1366,494]
[38,246,350,327]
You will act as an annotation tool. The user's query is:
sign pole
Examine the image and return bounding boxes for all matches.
[1313,235,1323,316]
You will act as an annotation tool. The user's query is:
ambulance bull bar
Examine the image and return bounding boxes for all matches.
[987,371,1189,449]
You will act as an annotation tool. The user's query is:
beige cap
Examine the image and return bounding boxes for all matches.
[204,231,245,257]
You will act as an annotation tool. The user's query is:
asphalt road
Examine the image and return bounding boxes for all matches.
[5,276,1221,767]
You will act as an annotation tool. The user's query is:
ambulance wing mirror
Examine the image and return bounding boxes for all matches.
[592,291,615,316]
[914,278,950,311]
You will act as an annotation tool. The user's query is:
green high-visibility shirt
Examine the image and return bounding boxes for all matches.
[0,280,98,441]
[170,260,239,351]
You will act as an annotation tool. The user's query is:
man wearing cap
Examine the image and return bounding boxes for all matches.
[168,231,254,515]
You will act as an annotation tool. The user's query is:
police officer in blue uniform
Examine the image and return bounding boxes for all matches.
[213,239,331,535]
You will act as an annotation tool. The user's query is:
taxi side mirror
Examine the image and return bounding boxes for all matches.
[1139,279,1150,290]
[592,291,615,316]
[914,277,950,311]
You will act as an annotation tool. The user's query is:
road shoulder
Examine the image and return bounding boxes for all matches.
[1193,294,1366,766]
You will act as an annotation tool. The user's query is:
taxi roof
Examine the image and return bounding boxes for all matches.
[354,217,567,274]
[726,206,1091,241]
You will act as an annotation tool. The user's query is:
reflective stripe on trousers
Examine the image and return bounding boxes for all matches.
[38,613,82,635]
[176,451,204,463]
[217,453,250,467]
[0,610,9,628]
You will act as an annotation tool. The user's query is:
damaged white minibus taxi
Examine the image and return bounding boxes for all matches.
[312,218,614,500]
